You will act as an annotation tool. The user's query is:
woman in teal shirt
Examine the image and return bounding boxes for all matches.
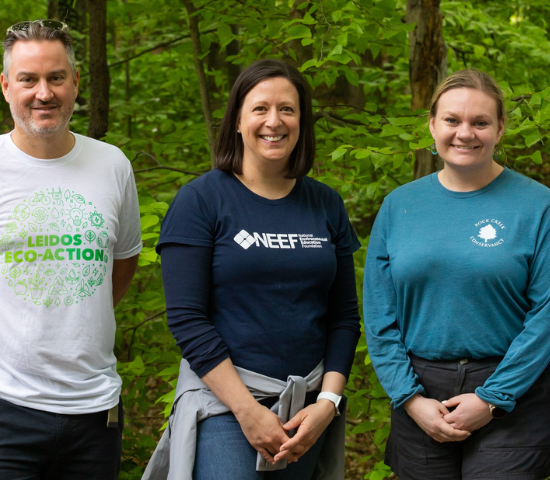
[364,69,550,479]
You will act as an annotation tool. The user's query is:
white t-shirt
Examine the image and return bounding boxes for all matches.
[0,132,142,414]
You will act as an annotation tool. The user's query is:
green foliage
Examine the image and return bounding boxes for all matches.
[2,1,550,478]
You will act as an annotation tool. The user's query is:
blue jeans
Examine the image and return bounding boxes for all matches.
[194,412,328,480]
[0,397,123,480]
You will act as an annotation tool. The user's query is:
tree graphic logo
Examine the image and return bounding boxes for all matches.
[478,224,497,243]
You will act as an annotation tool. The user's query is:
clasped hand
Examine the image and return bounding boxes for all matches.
[405,393,493,443]
[236,401,335,465]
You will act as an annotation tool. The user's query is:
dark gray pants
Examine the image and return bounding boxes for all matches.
[386,355,550,480]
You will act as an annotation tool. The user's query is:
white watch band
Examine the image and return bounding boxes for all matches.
[317,391,342,416]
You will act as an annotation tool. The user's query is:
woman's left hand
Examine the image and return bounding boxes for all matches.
[442,393,493,432]
[273,400,335,463]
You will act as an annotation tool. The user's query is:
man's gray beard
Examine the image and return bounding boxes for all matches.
[8,93,74,137]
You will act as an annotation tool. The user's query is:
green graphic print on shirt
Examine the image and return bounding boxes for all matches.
[0,187,109,307]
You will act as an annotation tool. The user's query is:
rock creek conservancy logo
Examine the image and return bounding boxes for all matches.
[234,230,328,250]
[470,218,505,247]
[0,188,109,307]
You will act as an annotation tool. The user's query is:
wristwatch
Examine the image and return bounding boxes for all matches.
[317,391,342,416]
[488,403,507,419]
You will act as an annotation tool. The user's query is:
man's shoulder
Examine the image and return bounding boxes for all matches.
[75,133,127,157]
[73,133,132,170]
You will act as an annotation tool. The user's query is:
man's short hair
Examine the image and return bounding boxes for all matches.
[2,20,77,78]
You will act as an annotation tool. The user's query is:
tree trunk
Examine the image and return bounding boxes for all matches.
[181,0,216,169]
[226,25,241,89]
[48,0,59,19]
[87,0,110,140]
[406,0,447,179]
[286,0,313,68]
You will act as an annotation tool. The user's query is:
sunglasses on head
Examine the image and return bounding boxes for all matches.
[6,19,69,36]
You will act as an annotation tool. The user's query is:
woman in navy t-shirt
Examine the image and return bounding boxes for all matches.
[156,59,361,479]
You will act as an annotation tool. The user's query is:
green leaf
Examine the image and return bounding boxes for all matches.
[380,125,406,137]
[345,69,360,86]
[300,59,320,71]
[331,44,343,56]
[285,24,311,39]
[337,33,348,47]
[370,43,381,60]
[524,130,542,147]
[474,45,486,59]
[531,150,543,164]
[217,23,232,43]
[331,145,352,160]
[332,10,343,22]
[140,214,159,231]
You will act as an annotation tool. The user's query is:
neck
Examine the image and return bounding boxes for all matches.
[236,160,296,200]
[438,161,503,192]
[10,127,75,159]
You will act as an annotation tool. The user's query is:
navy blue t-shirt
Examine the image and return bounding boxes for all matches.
[157,169,361,381]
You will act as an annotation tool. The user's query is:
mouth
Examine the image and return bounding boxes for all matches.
[260,135,285,142]
[451,144,480,150]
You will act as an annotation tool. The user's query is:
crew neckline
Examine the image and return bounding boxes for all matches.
[431,168,511,198]
[227,170,302,205]
[4,131,83,168]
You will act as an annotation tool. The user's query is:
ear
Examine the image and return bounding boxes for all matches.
[496,119,505,143]
[1,73,10,104]
[429,116,436,138]
[73,70,80,98]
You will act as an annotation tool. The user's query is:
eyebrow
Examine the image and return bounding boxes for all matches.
[440,111,491,119]
[16,69,68,77]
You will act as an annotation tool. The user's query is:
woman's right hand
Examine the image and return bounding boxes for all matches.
[404,394,471,443]
[234,400,290,465]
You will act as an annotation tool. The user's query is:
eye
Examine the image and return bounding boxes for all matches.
[475,120,488,127]
[51,75,64,82]
[444,117,457,124]
[253,106,267,112]
[281,106,294,112]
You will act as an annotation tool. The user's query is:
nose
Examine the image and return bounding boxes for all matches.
[456,123,475,140]
[265,108,282,128]
[35,79,54,102]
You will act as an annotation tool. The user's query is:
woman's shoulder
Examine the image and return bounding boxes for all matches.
[505,169,550,201]
[384,173,435,203]
[301,175,345,203]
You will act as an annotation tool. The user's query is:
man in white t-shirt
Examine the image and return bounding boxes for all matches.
[0,20,142,479]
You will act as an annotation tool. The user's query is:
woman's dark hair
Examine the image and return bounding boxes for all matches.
[216,59,315,178]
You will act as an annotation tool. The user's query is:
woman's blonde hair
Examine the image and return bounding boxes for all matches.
[429,68,506,124]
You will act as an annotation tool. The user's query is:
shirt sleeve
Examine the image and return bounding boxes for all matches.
[156,184,214,251]
[113,169,142,259]
[334,195,361,256]
[159,243,230,377]
[363,200,425,412]
[323,253,361,379]
[476,205,550,411]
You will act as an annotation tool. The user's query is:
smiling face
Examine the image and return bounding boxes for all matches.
[0,40,79,138]
[238,77,300,173]
[430,87,504,173]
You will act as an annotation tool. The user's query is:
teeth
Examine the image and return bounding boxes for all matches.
[454,145,476,150]
[262,135,283,141]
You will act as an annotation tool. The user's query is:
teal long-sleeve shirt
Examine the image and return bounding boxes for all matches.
[363,168,550,413]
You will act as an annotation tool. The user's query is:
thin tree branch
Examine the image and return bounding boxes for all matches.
[181,0,217,169]
[121,310,167,333]
[131,151,205,176]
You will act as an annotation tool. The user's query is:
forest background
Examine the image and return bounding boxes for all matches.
[2,0,550,478]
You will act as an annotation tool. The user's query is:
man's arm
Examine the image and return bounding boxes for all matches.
[112,254,139,307]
